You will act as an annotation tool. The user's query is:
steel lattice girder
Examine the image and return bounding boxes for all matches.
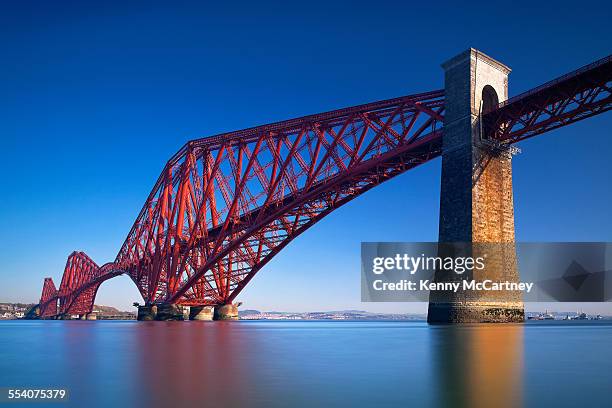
[39,278,58,317]
[483,55,612,143]
[39,252,122,317]
[36,53,612,315]
[115,90,446,305]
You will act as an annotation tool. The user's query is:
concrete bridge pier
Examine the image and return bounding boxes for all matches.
[155,303,185,320]
[213,303,239,320]
[136,303,240,321]
[137,303,186,320]
[427,49,524,323]
[189,306,214,320]
[137,304,157,321]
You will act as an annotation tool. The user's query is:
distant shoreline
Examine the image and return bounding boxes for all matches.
[2,302,610,321]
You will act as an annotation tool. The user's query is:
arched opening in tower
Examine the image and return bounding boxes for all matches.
[481,85,499,114]
[480,85,499,141]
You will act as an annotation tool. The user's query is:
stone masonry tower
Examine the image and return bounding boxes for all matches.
[427,49,525,323]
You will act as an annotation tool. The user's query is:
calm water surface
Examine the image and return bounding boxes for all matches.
[0,320,611,407]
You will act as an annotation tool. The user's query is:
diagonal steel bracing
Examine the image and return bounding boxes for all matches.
[38,54,611,316]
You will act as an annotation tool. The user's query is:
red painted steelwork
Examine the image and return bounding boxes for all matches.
[484,55,611,142]
[38,252,123,317]
[122,90,446,306]
[39,278,58,317]
[36,54,612,316]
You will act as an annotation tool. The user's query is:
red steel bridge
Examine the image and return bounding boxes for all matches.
[36,53,611,319]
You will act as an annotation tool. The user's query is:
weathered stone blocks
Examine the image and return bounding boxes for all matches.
[428,49,525,323]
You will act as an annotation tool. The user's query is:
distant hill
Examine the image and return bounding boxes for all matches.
[238,309,426,320]
[1,302,136,320]
[93,305,133,314]
[0,302,35,311]
[238,309,261,316]
[92,305,135,319]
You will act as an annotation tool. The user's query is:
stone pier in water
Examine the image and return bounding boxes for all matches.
[427,49,524,323]
[136,303,239,321]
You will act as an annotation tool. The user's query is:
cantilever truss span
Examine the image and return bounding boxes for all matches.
[40,90,446,314]
[38,55,611,317]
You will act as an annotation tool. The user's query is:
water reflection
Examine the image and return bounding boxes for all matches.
[106,321,436,408]
[431,324,523,408]
[132,321,255,408]
[3,321,612,408]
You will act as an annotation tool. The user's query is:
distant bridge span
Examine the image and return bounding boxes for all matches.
[37,53,611,319]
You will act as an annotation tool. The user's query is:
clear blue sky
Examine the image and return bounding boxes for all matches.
[1,1,610,313]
